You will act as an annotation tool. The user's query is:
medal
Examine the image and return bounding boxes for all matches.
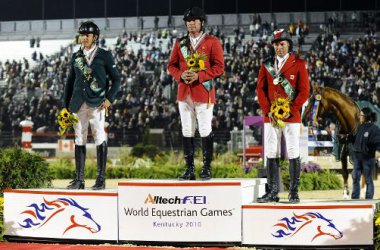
[273,78,279,85]
[90,81,98,90]
[85,66,92,74]
[273,76,283,86]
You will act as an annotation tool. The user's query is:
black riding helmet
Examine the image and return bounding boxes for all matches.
[183,6,206,21]
[271,28,293,51]
[78,21,100,39]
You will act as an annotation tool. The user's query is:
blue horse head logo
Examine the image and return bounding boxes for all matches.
[19,197,101,235]
[272,212,343,241]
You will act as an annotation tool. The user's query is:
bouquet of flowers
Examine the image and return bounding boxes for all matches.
[57,108,78,136]
[186,52,207,72]
[374,211,380,249]
[270,97,291,128]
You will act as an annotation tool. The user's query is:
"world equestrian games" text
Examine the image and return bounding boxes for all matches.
[124,207,234,219]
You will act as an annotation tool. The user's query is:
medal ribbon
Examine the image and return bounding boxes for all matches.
[274,55,288,75]
[84,46,98,65]
[264,61,296,100]
[189,32,207,52]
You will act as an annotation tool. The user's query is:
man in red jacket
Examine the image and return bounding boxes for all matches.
[256,29,310,203]
[167,6,224,180]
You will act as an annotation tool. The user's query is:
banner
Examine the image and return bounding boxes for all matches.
[4,189,118,241]
[58,139,74,153]
[242,203,374,246]
[118,180,242,242]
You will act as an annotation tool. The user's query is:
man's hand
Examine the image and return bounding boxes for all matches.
[186,71,199,84]
[268,112,276,125]
[376,150,380,159]
[181,70,199,84]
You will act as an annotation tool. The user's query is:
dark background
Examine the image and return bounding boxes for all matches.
[0,0,379,21]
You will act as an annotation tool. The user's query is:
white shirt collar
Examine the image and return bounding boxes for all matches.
[83,45,96,58]
[190,32,203,45]
[276,53,290,64]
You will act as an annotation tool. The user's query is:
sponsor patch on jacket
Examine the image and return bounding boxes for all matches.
[290,75,294,80]
[364,132,369,137]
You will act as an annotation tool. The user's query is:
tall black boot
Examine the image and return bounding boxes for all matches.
[257,159,272,201]
[289,157,301,203]
[179,136,195,180]
[200,133,213,180]
[257,158,280,203]
[67,145,86,189]
[92,141,107,190]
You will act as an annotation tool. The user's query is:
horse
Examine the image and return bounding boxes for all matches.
[19,197,101,235]
[301,85,360,198]
[272,212,343,242]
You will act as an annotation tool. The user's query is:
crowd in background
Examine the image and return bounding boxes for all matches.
[306,33,379,102]
[0,11,379,147]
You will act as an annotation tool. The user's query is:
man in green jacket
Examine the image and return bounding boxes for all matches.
[62,21,120,190]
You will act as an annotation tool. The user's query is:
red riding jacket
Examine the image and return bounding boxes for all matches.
[257,54,310,123]
[167,34,224,104]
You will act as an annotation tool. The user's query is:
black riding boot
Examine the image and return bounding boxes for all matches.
[67,145,86,189]
[257,158,280,203]
[289,157,301,203]
[92,141,107,190]
[257,159,272,201]
[200,133,213,180]
[179,137,195,180]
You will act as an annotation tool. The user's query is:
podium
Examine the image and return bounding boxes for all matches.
[3,189,118,242]
[3,179,376,248]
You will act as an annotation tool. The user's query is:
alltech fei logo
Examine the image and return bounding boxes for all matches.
[144,193,207,204]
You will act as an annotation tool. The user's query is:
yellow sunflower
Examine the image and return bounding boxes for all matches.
[57,108,78,136]
[186,52,208,72]
[198,59,205,70]
[270,97,291,128]
[273,105,290,120]
[376,216,380,226]
[60,108,69,117]
[187,58,196,67]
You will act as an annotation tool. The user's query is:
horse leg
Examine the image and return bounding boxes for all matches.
[341,145,349,199]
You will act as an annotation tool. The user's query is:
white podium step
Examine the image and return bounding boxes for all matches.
[3,180,376,248]
[117,179,265,243]
[242,200,376,247]
[4,189,118,242]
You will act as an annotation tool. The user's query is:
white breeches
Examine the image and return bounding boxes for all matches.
[264,122,300,159]
[178,95,214,137]
[73,102,106,146]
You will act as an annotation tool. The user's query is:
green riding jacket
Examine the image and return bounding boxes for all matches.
[63,47,121,112]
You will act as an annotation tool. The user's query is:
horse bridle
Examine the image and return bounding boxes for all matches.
[308,91,359,140]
